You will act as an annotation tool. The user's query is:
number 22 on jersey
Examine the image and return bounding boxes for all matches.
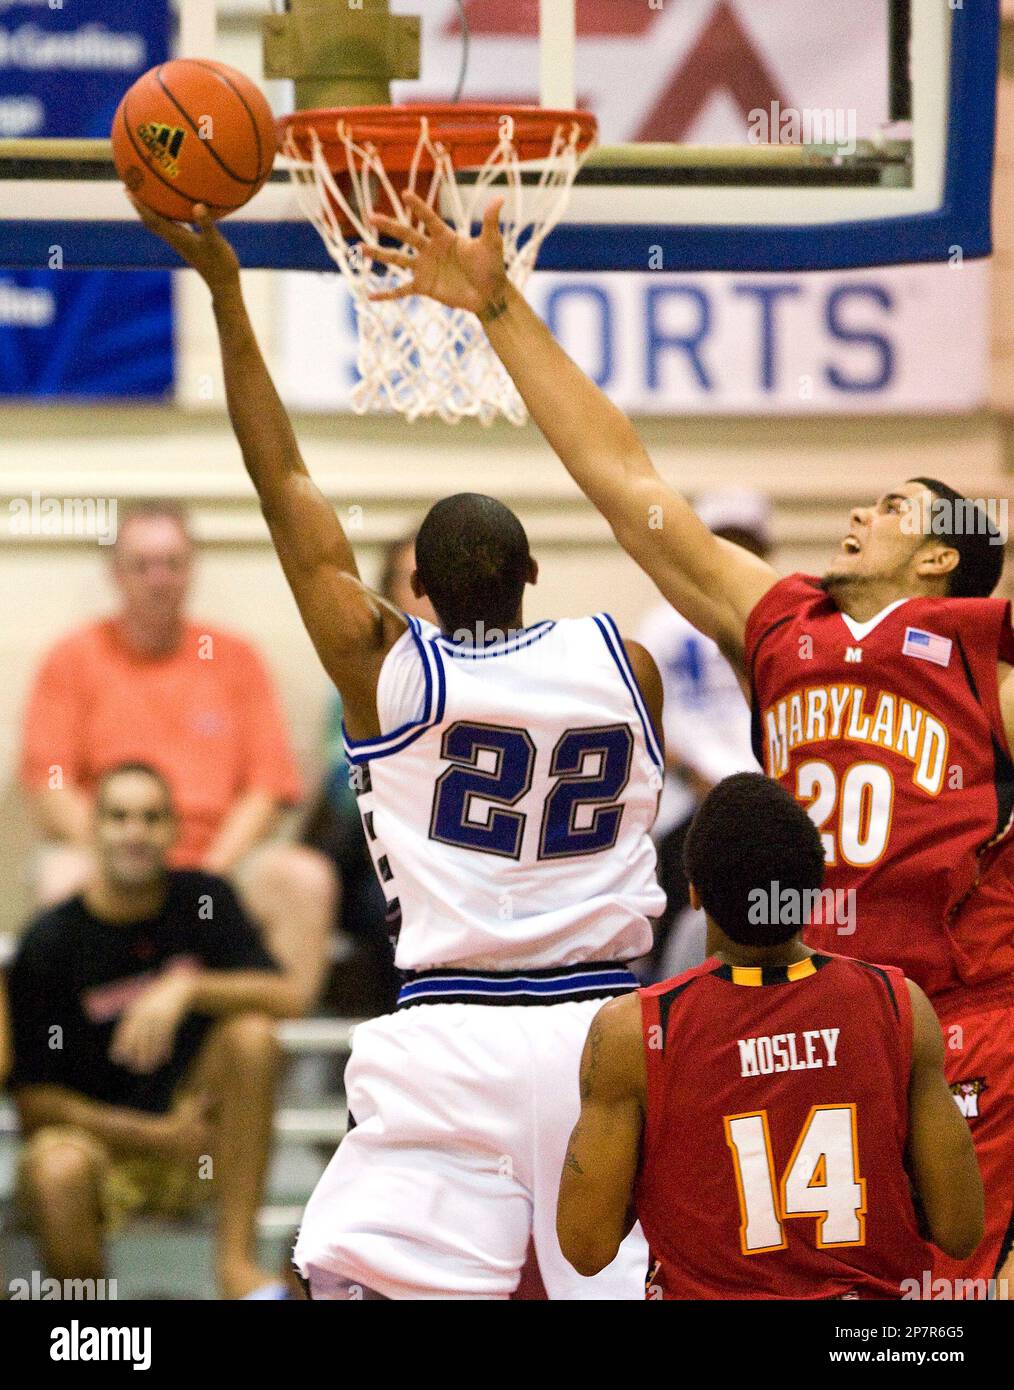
[429,720,633,860]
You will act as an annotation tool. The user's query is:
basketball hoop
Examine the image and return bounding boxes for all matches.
[279,104,598,426]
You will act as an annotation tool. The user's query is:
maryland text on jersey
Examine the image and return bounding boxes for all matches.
[761,683,948,793]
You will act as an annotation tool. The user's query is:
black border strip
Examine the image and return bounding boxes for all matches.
[889,0,913,122]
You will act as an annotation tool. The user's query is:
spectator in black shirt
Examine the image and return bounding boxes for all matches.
[6,761,299,1300]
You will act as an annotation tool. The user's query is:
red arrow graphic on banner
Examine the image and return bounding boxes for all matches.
[445,1,790,143]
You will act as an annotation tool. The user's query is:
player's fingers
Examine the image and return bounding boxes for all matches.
[481,196,506,244]
[127,191,173,232]
[128,194,197,255]
[127,192,175,237]
[363,242,414,271]
[368,283,417,303]
[370,212,424,249]
[401,191,448,238]
[192,204,216,234]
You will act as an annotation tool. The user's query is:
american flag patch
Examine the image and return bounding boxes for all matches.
[902,626,952,667]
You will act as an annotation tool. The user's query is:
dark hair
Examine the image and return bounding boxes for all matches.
[683,774,826,947]
[96,761,175,815]
[414,494,531,636]
[908,478,1005,598]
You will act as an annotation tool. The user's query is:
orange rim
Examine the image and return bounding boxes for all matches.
[279,103,598,172]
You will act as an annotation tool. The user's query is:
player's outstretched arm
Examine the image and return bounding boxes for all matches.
[556,995,644,1277]
[905,980,984,1261]
[367,194,778,662]
[131,200,403,732]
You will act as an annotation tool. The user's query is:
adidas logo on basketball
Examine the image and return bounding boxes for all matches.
[136,122,186,179]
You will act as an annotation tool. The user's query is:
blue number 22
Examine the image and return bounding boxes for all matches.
[430,721,633,860]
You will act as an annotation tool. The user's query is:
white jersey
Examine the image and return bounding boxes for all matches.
[344,614,665,972]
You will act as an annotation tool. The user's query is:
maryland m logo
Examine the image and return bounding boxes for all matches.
[950,1077,987,1119]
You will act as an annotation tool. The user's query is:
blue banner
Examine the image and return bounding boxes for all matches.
[0,0,172,398]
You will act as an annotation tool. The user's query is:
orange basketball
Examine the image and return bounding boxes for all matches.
[112,58,276,221]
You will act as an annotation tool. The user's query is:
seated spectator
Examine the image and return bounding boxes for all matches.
[301,531,438,1016]
[19,499,334,1014]
[636,490,772,979]
[7,762,295,1300]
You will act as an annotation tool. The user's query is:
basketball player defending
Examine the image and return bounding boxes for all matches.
[366,193,1014,1294]
[133,202,664,1299]
[558,775,983,1299]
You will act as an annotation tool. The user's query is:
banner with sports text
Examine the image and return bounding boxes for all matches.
[0,0,171,398]
[278,0,989,415]
[279,262,989,417]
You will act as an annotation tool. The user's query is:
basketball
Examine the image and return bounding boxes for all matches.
[111,59,276,221]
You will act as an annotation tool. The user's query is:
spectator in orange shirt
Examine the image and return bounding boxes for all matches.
[19,499,334,1014]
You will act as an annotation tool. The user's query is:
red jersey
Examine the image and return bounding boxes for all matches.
[745,576,1014,1003]
[636,953,931,1300]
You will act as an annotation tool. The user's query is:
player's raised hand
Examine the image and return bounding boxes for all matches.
[128,195,241,291]
[366,191,509,318]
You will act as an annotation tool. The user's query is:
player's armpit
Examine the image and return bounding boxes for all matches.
[904,979,984,1261]
[556,994,645,1278]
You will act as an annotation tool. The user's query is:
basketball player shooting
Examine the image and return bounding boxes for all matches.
[132,199,666,1300]
[367,192,1014,1295]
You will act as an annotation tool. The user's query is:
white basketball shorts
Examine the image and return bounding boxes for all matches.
[293,996,648,1300]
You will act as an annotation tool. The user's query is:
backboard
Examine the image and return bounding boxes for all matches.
[0,0,998,273]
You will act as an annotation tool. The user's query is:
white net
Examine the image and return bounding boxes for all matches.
[282,112,591,426]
